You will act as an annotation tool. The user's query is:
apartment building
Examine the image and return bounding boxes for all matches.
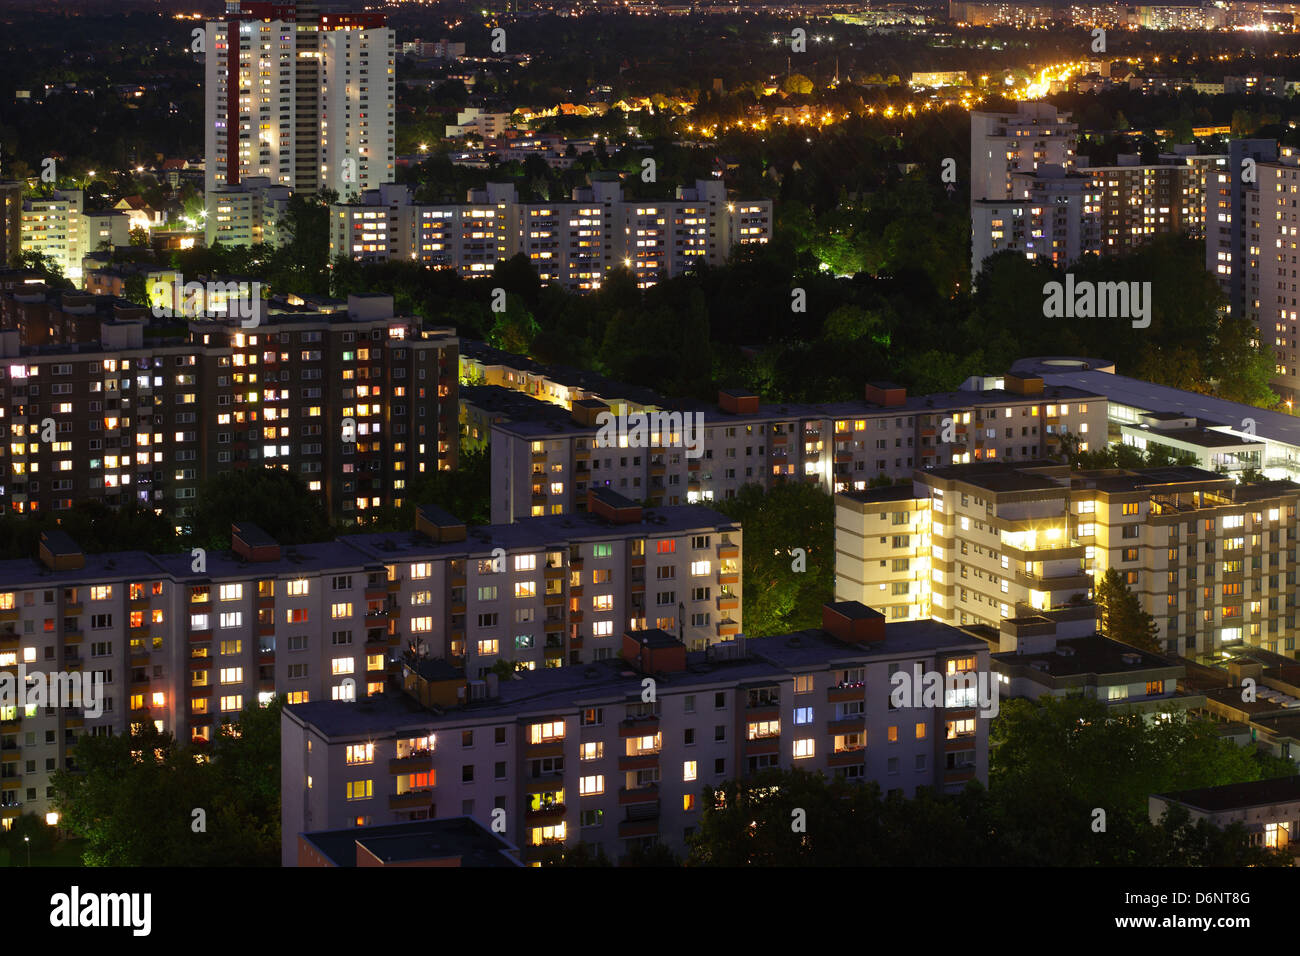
[835,460,1300,659]
[19,190,130,284]
[971,104,1214,276]
[204,1,395,239]
[0,292,457,521]
[971,166,1094,273]
[0,182,21,267]
[1250,143,1300,403]
[1083,156,1205,252]
[0,493,740,826]
[970,102,1078,205]
[205,176,291,249]
[328,178,773,291]
[1206,139,1274,332]
[445,108,513,139]
[279,600,991,865]
[972,154,1207,276]
[489,374,1106,522]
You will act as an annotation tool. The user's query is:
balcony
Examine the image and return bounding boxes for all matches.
[525,803,566,824]
[526,738,565,759]
[716,595,738,612]
[827,683,864,703]
[618,784,659,805]
[619,715,660,737]
[827,749,865,767]
[618,752,660,772]
[718,571,739,586]
[827,717,865,734]
[717,620,740,637]
[744,737,780,756]
[0,609,17,624]
[388,753,434,774]
[746,702,779,721]
[618,816,660,839]
[388,789,435,811]
[717,543,739,560]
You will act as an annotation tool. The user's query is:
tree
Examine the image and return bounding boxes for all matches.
[186,467,333,549]
[51,701,282,866]
[783,74,814,96]
[990,694,1295,864]
[1095,567,1162,653]
[715,482,833,636]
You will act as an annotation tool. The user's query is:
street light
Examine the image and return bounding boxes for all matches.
[23,835,30,866]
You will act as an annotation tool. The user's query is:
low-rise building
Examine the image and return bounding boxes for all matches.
[988,606,1201,715]
[297,816,521,866]
[1149,776,1300,856]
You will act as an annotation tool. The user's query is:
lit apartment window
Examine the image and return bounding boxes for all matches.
[346,743,374,765]
[346,780,373,801]
[529,720,565,744]
[332,658,354,676]
[579,775,604,795]
[219,584,243,601]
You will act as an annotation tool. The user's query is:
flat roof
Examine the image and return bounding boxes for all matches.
[992,634,1176,678]
[1021,363,1300,449]
[837,485,919,505]
[285,619,987,738]
[1155,775,1300,814]
[301,816,520,867]
[0,506,737,587]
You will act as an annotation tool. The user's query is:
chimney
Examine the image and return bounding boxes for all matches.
[718,389,759,414]
[231,523,281,562]
[1004,374,1044,396]
[39,530,84,571]
[571,398,608,427]
[821,601,886,644]
[416,504,467,543]
[622,628,687,673]
[865,381,906,407]
[588,488,643,524]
